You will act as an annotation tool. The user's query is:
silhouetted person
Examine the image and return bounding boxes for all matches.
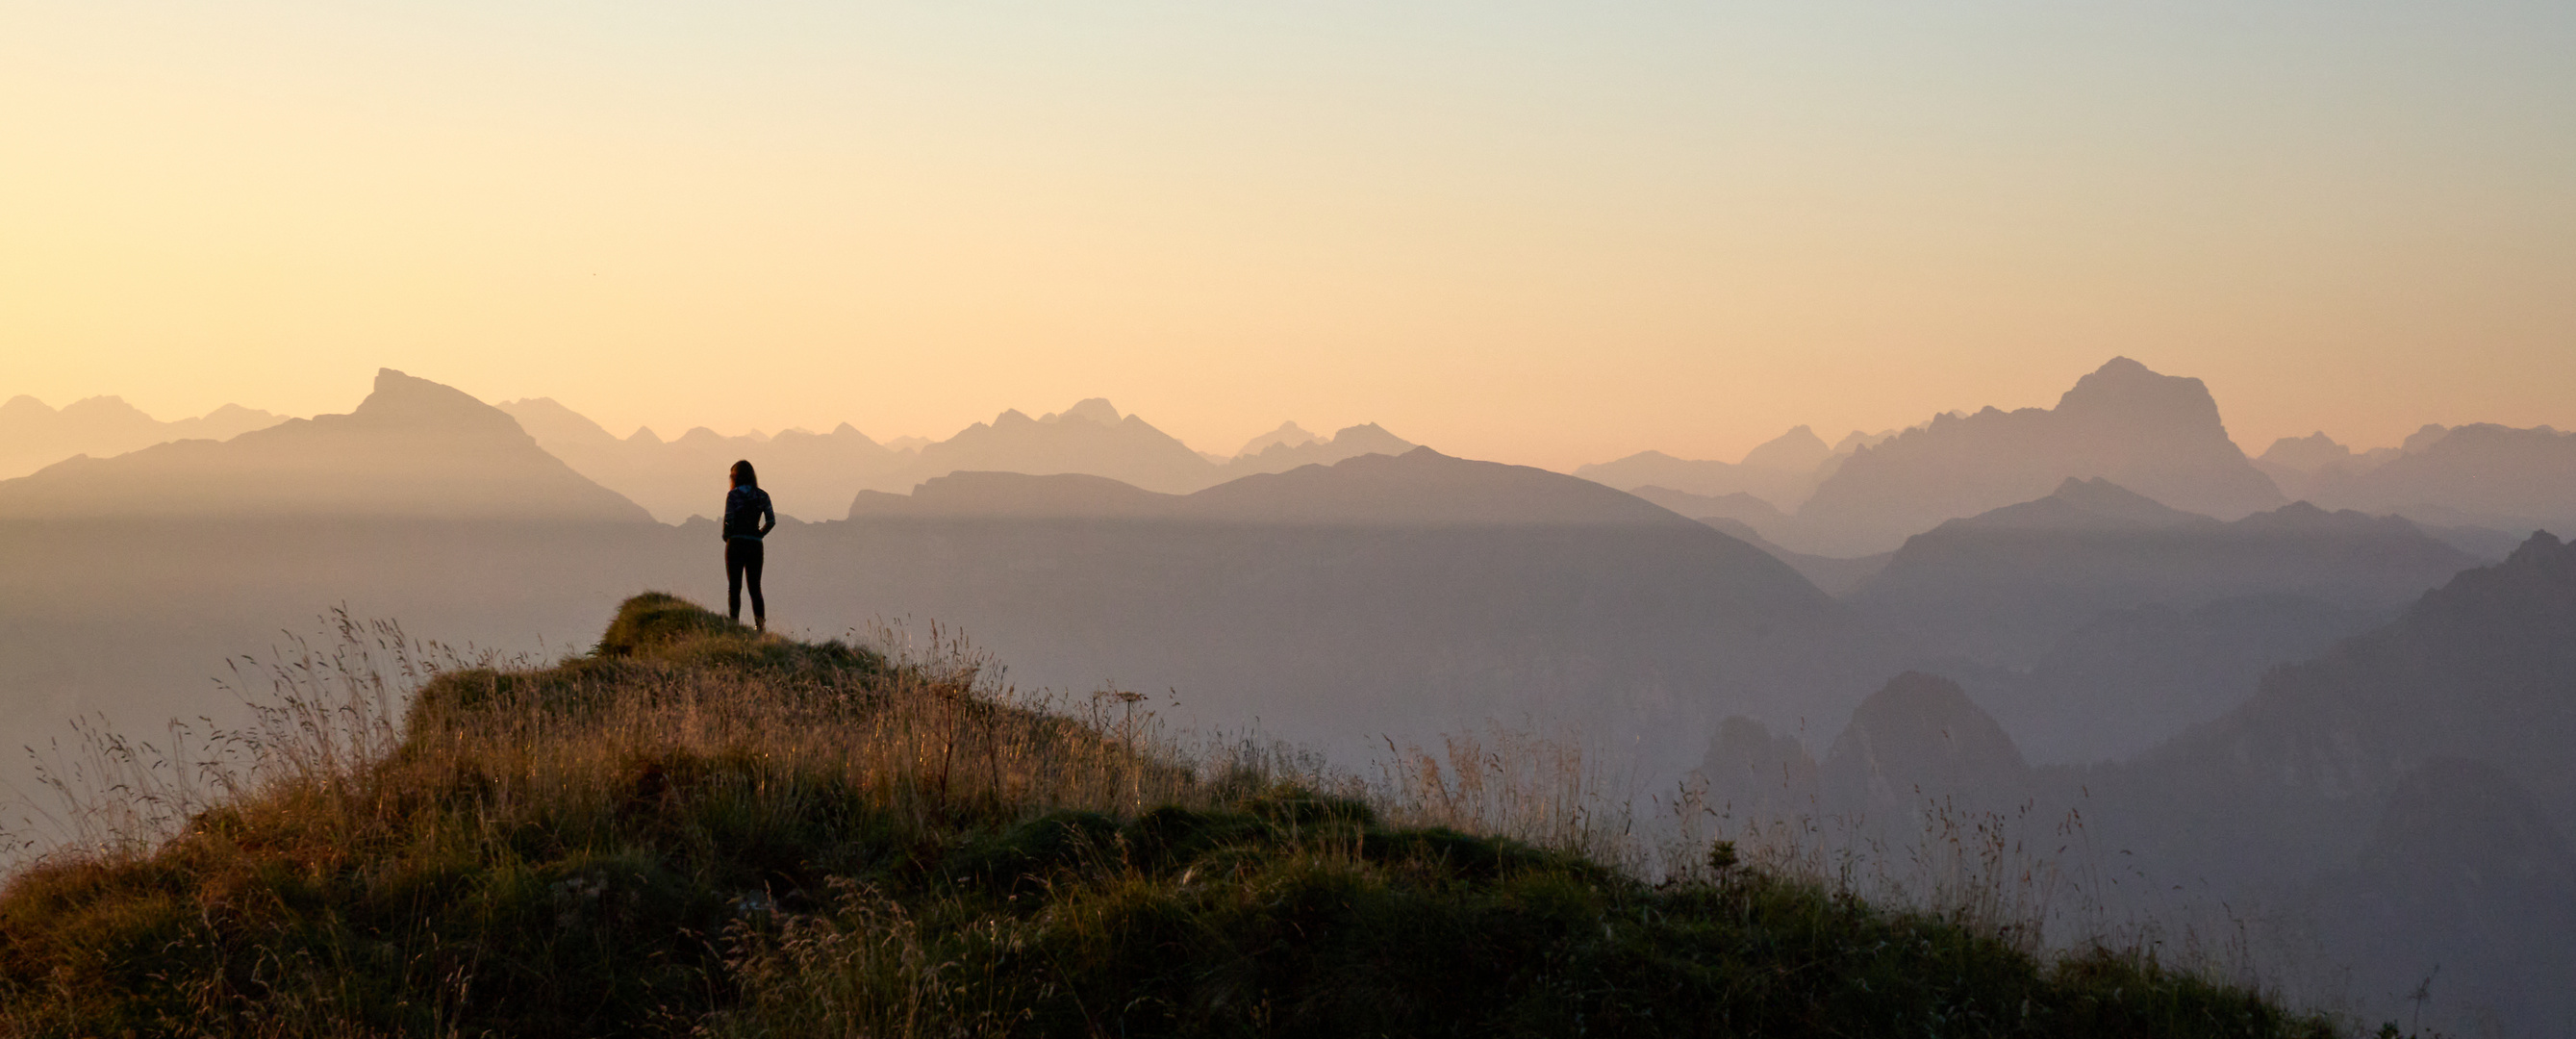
[722,460,776,629]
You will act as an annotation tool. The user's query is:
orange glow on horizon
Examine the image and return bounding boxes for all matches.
[3,2,2570,470]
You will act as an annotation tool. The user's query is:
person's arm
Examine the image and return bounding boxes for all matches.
[759,492,776,538]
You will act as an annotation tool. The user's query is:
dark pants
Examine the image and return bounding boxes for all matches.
[725,538,765,624]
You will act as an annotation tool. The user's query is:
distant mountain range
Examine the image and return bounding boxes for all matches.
[0,394,283,479]
[495,397,906,523]
[498,396,1419,522]
[1851,476,2477,665]
[1698,537,2576,1034]
[1581,357,2571,563]
[2089,532,2576,1033]
[2258,422,2576,538]
[0,370,647,522]
[0,372,1897,794]
[1793,358,2286,554]
[1841,475,2482,762]
[5,365,2570,1032]
[819,448,1906,772]
[1574,425,1839,511]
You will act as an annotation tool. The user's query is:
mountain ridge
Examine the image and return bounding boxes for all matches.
[0,370,650,522]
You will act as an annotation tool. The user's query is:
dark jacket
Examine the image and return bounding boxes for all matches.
[722,486,775,542]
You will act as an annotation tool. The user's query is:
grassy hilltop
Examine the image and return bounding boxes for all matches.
[0,594,2331,1037]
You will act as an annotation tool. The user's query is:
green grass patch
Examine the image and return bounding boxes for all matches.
[0,594,2337,1037]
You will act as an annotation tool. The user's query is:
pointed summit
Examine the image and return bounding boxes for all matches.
[2259,432,2354,472]
[1238,420,1320,457]
[1740,425,1832,472]
[1818,672,2031,820]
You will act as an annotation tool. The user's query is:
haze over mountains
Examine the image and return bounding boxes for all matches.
[2258,421,2576,540]
[0,394,282,480]
[1571,358,2576,580]
[817,449,1904,773]
[0,371,646,522]
[1574,425,1840,511]
[1691,538,2576,1033]
[2,361,2569,1033]
[1853,477,2479,664]
[495,395,1417,523]
[2098,533,2576,1032]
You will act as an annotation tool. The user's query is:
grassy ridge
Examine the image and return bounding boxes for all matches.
[0,594,2332,1037]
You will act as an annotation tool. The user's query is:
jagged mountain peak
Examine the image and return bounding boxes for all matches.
[2514,528,2566,557]
[2259,432,2354,472]
[1741,425,1833,472]
[1818,672,2031,819]
[1040,398,1123,426]
[1792,358,2283,552]
[1839,672,2029,769]
[1239,420,1320,456]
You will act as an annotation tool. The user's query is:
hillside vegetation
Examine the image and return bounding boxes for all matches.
[0,595,2331,1037]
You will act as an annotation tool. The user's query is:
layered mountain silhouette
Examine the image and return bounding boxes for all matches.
[855,446,1729,529]
[1689,516,1891,596]
[1574,425,1835,510]
[2070,539,2576,1035]
[2283,423,2576,537]
[820,448,1900,773]
[1694,672,2033,835]
[2103,531,2576,886]
[1623,486,1790,533]
[2252,431,2403,500]
[1235,420,1319,456]
[0,394,283,479]
[1210,422,1416,484]
[498,397,904,523]
[1815,672,2033,824]
[905,399,1215,494]
[1851,477,2475,665]
[1791,359,2285,554]
[0,370,649,522]
[503,397,1421,520]
[1614,485,1889,594]
[887,400,1419,496]
[0,425,1903,810]
[1953,593,2385,764]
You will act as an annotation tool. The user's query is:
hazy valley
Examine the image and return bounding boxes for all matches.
[2,360,2570,1034]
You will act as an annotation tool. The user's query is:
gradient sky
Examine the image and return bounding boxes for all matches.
[4,1,2571,469]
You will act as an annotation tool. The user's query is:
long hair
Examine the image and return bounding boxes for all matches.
[729,460,758,489]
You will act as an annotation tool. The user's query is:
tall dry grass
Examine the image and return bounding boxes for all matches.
[0,595,2343,1037]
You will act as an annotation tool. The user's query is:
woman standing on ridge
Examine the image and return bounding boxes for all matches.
[723,460,776,630]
